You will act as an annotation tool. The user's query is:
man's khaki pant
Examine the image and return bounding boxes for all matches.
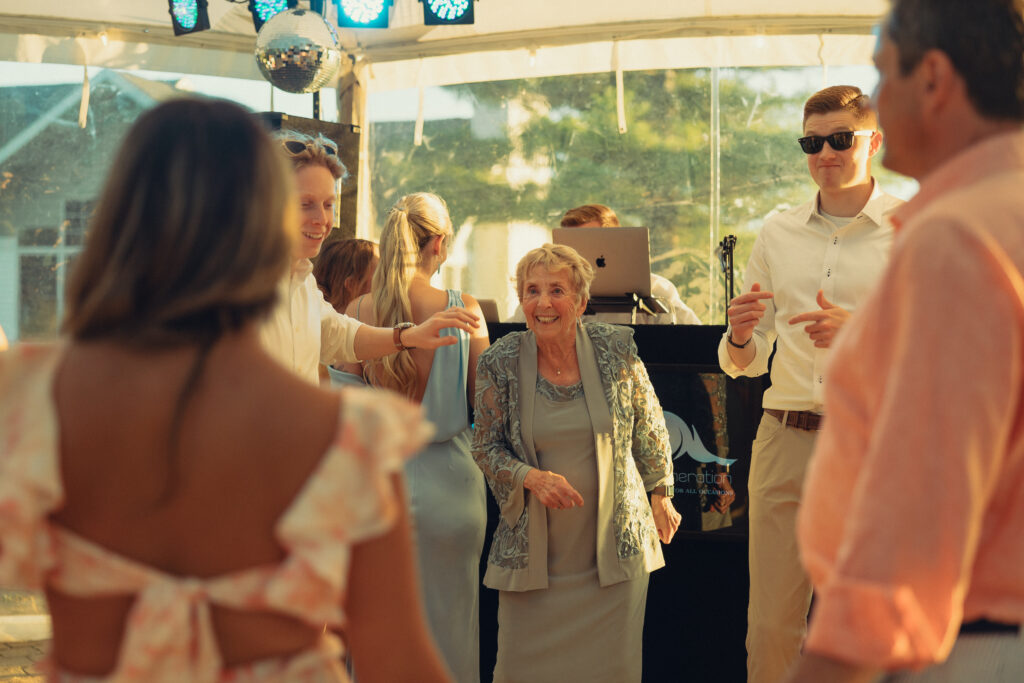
[746,412,817,683]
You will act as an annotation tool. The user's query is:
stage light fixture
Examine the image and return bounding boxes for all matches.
[422,0,474,25]
[337,0,393,29]
[249,0,298,32]
[168,0,210,36]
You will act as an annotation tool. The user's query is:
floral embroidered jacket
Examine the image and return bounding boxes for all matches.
[472,321,673,591]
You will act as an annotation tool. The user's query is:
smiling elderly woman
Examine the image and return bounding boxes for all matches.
[472,243,681,683]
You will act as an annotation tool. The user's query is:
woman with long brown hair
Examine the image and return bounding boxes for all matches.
[0,98,449,683]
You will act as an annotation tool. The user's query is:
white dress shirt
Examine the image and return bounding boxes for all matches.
[259,259,361,385]
[718,181,902,410]
[510,273,701,325]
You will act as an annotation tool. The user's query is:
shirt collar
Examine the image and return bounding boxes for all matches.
[291,258,314,278]
[890,128,1024,232]
[798,177,889,227]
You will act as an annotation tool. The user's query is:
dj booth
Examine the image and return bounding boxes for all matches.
[479,322,768,683]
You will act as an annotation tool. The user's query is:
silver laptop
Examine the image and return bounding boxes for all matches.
[552,227,652,298]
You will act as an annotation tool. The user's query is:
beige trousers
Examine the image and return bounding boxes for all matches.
[746,412,817,683]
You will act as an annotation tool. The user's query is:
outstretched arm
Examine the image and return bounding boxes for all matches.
[352,307,480,361]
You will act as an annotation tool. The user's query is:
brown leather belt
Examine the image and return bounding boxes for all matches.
[764,409,824,431]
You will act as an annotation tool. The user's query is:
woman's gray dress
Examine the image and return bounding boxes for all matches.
[493,376,648,683]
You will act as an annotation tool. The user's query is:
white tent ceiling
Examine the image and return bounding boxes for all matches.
[0,1,889,89]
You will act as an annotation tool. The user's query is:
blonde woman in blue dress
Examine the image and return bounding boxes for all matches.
[338,192,490,682]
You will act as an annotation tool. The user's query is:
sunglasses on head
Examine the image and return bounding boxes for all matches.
[282,138,338,157]
[797,130,873,155]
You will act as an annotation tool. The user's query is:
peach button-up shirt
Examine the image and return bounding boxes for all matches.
[798,129,1024,670]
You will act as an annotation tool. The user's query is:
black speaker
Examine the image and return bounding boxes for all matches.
[257,112,360,243]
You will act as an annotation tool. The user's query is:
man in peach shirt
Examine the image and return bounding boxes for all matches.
[788,1,1024,681]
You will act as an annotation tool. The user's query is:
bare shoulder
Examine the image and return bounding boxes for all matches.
[408,285,453,321]
[345,294,376,326]
[457,292,489,337]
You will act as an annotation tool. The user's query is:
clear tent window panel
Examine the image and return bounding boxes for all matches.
[365,65,915,323]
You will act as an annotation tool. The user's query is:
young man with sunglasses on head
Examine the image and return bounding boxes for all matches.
[718,85,903,683]
[787,1,1024,681]
[260,131,478,385]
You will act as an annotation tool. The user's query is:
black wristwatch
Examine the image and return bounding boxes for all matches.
[650,484,674,498]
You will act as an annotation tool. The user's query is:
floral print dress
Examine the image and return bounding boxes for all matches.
[0,343,431,683]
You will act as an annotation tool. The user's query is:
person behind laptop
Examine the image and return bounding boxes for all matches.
[512,205,700,324]
[720,85,904,683]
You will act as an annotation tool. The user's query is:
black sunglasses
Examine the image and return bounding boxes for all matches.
[797,130,873,155]
[282,138,338,157]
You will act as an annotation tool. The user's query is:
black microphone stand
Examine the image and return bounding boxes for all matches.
[718,235,737,326]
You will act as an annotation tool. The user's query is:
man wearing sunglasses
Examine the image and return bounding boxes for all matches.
[718,85,904,683]
[260,131,479,385]
[788,1,1024,681]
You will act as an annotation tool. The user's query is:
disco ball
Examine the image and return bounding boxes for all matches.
[255,9,342,94]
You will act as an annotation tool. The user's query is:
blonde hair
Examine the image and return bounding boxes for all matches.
[515,243,595,305]
[276,130,348,181]
[64,98,293,347]
[367,192,453,397]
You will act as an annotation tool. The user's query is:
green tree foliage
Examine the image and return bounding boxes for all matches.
[369,67,903,320]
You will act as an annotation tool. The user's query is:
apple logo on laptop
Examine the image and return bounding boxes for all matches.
[596,255,606,268]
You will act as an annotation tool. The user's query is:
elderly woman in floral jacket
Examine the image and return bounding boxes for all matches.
[473,243,681,683]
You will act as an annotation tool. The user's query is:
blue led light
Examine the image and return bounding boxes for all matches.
[172,0,199,30]
[253,0,290,24]
[340,0,387,25]
[427,0,469,22]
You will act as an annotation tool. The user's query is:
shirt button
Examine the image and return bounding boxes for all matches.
[818,376,823,383]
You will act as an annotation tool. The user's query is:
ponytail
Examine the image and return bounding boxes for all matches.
[365,193,452,396]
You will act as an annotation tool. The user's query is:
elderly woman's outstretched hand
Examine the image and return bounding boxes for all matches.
[651,494,681,544]
[524,469,585,510]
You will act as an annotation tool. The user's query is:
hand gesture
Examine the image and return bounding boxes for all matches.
[787,290,851,348]
[403,307,480,350]
[524,469,585,510]
[726,283,774,345]
[711,473,736,514]
[651,494,681,544]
